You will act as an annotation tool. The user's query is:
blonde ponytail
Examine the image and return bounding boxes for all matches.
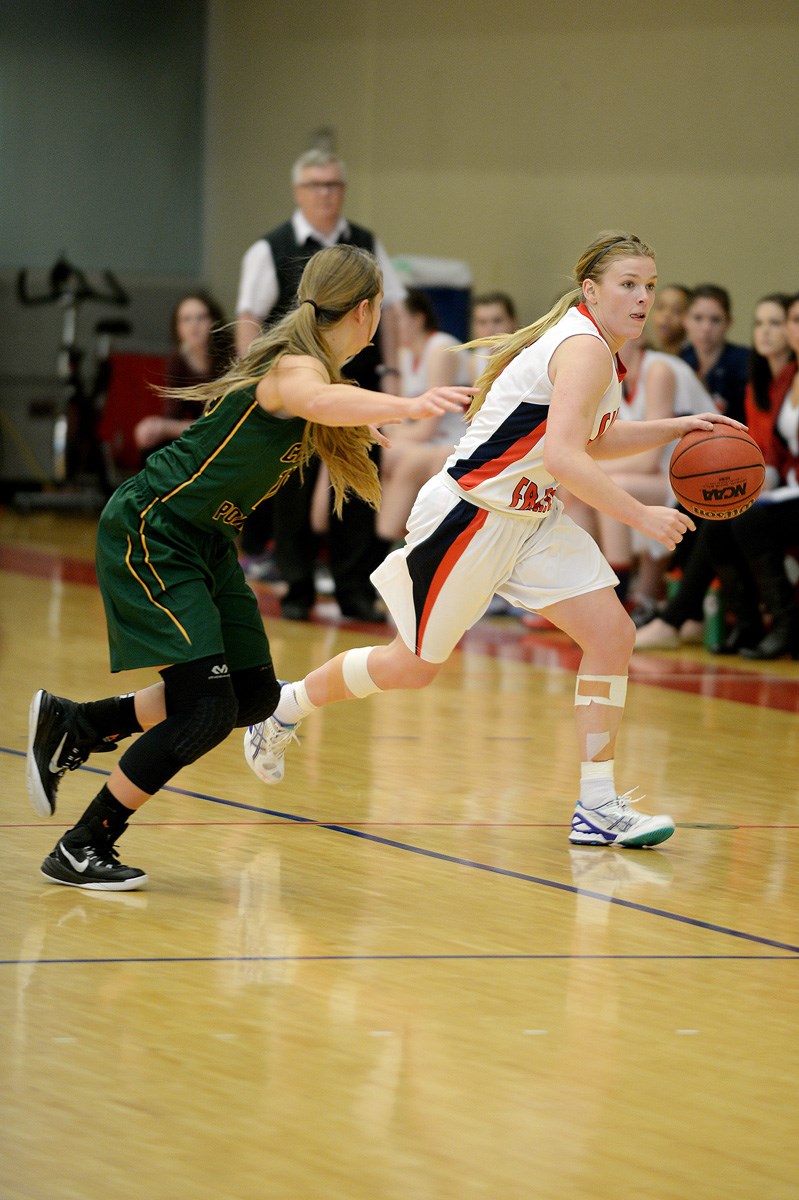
[465,288,582,420]
[464,230,655,421]
[158,245,383,513]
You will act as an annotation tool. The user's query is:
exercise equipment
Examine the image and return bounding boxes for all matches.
[15,256,131,507]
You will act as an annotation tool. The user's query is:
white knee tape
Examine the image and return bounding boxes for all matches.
[341,646,381,699]
[574,674,628,708]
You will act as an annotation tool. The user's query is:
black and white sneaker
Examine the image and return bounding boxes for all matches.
[26,690,116,818]
[41,840,148,891]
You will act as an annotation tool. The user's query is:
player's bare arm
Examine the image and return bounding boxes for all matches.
[257,357,473,427]
[590,410,746,461]
[544,337,643,525]
[543,339,693,549]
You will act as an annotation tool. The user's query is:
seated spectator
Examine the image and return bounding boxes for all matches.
[134,291,231,460]
[680,283,750,422]
[471,290,518,336]
[649,283,691,355]
[562,335,710,624]
[376,289,471,542]
[636,292,797,654]
[629,282,753,635]
[738,292,799,659]
[468,291,519,378]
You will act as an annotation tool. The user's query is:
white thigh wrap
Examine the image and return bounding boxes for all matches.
[574,674,628,708]
[341,646,381,699]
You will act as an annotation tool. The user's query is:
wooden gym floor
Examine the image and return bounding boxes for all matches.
[0,509,797,1200]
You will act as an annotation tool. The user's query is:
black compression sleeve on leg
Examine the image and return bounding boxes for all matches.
[231,662,280,727]
[116,656,239,796]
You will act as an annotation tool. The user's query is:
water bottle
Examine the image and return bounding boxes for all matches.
[703,578,725,652]
[665,568,683,602]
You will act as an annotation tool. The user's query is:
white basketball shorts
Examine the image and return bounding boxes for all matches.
[371,476,618,662]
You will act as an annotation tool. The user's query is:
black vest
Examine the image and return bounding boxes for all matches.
[263,220,381,388]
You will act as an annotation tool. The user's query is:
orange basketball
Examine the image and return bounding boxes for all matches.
[668,425,765,520]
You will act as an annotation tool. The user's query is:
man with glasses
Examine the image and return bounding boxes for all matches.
[235,150,406,622]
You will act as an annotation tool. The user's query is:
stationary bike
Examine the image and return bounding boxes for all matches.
[16,256,131,505]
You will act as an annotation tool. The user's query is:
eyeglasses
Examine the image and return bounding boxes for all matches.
[298,181,346,192]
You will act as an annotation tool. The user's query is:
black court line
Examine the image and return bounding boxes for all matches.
[4,747,799,956]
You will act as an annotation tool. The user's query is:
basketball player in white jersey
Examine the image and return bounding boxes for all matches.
[244,232,744,848]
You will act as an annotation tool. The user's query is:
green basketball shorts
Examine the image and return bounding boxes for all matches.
[95,476,271,673]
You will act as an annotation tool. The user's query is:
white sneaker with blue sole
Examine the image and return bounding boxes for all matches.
[569,788,675,848]
[243,716,302,784]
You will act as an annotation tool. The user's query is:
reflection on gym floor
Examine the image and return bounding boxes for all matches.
[1,512,798,1200]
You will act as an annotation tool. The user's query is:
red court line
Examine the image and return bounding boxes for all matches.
[0,544,99,586]
[3,541,797,711]
[5,819,799,830]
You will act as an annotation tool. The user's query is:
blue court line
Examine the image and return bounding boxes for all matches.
[4,746,799,956]
[2,953,797,967]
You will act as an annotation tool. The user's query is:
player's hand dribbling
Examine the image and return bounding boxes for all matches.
[636,505,696,552]
[673,411,748,437]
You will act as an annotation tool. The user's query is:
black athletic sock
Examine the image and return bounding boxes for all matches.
[64,784,135,847]
[80,694,142,745]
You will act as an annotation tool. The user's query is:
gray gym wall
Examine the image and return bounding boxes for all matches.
[0,0,207,483]
[0,0,205,274]
[205,0,798,334]
[2,0,798,486]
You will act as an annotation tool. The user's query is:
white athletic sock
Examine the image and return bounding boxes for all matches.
[579,759,616,809]
[274,680,316,725]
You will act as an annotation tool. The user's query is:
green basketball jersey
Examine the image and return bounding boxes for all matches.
[141,382,306,538]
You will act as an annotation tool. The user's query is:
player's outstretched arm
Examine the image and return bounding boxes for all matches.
[257,357,474,428]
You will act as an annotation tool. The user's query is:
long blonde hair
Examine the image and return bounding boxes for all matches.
[160,244,383,513]
[464,231,656,420]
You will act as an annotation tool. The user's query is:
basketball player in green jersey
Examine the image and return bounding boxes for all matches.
[25,245,472,891]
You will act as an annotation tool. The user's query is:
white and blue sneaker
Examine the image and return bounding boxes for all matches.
[569,788,675,848]
[243,716,301,785]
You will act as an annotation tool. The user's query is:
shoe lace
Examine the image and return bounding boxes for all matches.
[59,734,119,774]
[598,787,646,831]
[618,785,645,807]
[59,744,91,774]
[252,718,300,759]
[80,842,123,869]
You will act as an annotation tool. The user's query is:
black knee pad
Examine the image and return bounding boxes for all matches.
[162,657,239,761]
[231,662,280,728]
[118,656,239,795]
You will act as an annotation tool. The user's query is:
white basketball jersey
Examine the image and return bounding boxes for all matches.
[442,304,624,517]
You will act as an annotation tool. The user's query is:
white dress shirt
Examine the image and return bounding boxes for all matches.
[236,210,405,319]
